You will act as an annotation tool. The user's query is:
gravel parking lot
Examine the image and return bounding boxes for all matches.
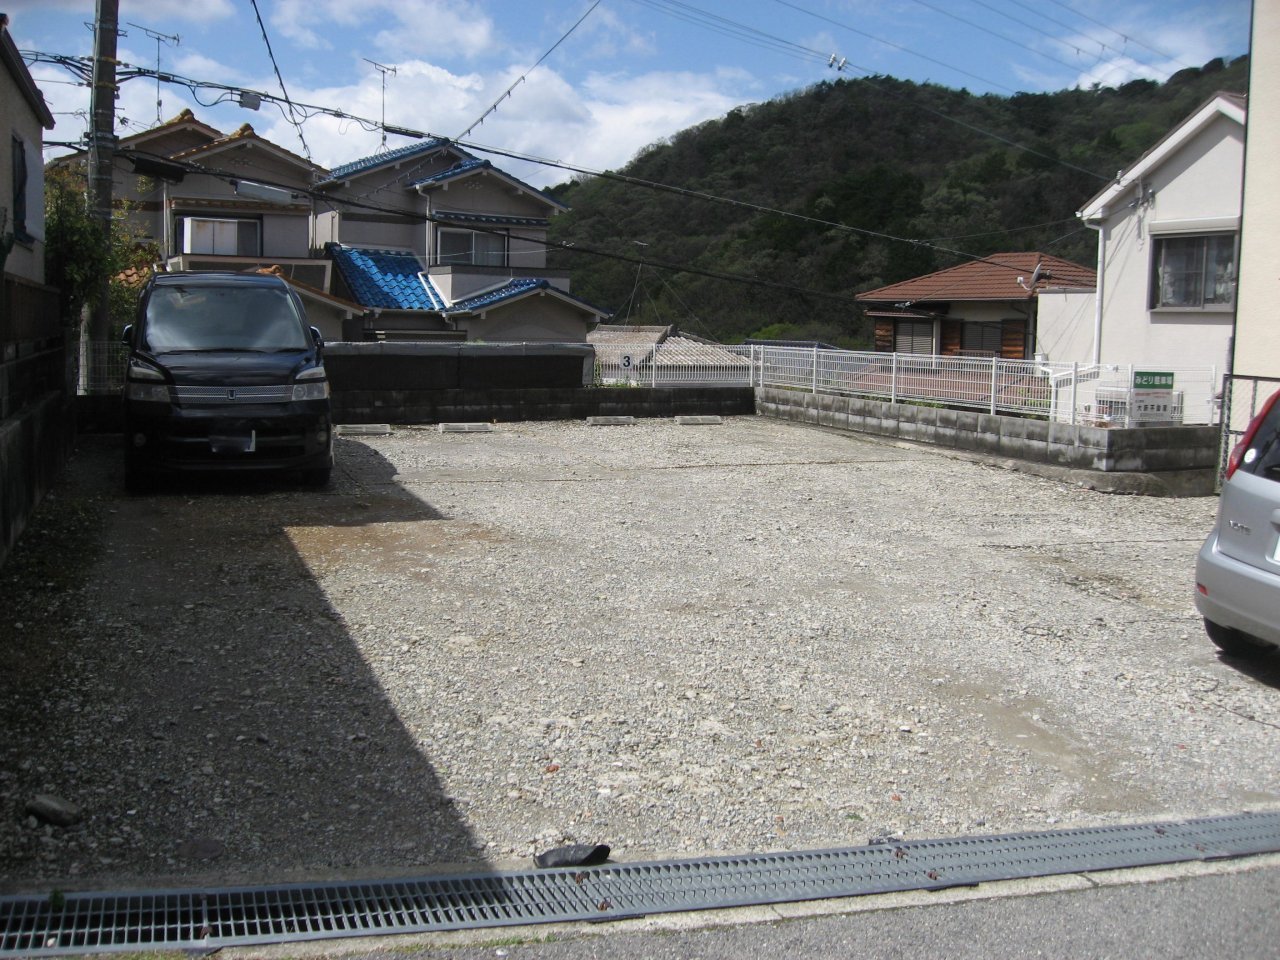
[2,416,1278,894]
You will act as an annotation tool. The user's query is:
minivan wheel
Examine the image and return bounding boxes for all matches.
[1204,618,1270,658]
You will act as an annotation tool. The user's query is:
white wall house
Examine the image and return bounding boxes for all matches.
[1228,0,1280,429]
[1039,93,1246,371]
[2,15,55,287]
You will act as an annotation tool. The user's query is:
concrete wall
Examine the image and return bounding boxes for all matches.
[1,280,72,570]
[757,387,1219,494]
[463,297,594,343]
[334,386,755,426]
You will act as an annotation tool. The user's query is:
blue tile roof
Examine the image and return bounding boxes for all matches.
[327,244,444,310]
[408,157,492,187]
[450,278,550,312]
[448,279,606,316]
[328,244,607,317]
[319,138,457,184]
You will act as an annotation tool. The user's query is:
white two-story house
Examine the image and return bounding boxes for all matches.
[1037,92,1246,371]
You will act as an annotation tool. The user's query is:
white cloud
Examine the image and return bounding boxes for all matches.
[120,0,235,23]
[269,0,494,60]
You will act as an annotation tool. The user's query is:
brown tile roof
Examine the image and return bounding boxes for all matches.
[252,265,368,312]
[113,265,154,289]
[171,123,322,172]
[856,253,1095,304]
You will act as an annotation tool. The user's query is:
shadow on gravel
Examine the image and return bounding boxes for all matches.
[0,436,484,892]
[1216,649,1280,691]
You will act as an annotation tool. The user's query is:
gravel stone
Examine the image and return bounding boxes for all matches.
[1,419,1277,894]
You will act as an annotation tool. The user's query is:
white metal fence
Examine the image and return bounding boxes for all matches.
[736,345,1218,426]
[81,338,1220,427]
[78,340,129,395]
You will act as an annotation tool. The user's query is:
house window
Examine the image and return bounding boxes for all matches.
[10,135,30,242]
[1150,233,1236,309]
[437,228,507,266]
[894,320,934,355]
[177,217,261,256]
[961,321,1003,356]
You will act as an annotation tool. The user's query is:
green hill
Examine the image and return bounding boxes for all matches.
[547,57,1249,348]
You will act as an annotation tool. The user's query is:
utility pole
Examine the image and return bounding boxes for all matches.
[87,0,119,382]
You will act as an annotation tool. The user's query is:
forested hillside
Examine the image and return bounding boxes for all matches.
[546,57,1248,347]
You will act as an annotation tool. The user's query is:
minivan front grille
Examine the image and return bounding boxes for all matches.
[174,385,293,404]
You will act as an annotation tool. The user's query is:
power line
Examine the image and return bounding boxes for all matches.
[625,0,829,66]
[35,54,1105,271]
[458,0,602,140]
[769,0,1019,94]
[608,0,1113,178]
[139,153,871,305]
[926,215,1082,243]
[248,0,310,160]
[1039,0,1198,71]
[900,0,1168,86]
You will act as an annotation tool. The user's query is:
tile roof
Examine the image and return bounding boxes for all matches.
[408,157,492,187]
[651,336,751,368]
[252,265,368,312]
[856,253,1095,304]
[587,325,672,345]
[449,279,606,316]
[319,139,453,185]
[327,244,444,311]
[587,325,672,363]
[435,210,551,228]
[329,244,607,318]
[170,123,321,171]
[117,108,223,149]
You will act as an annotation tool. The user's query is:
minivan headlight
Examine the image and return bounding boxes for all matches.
[292,366,329,401]
[127,357,166,381]
[127,382,173,402]
[126,358,170,402]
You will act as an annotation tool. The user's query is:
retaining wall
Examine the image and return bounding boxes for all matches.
[1,277,72,569]
[757,387,1221,494]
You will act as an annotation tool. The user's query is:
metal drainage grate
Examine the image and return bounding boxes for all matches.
[4,812,1280,956]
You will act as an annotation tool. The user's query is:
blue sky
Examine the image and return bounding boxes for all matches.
[12,0,1253,187]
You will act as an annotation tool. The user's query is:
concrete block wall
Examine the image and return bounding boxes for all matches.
[334,386,756,425]
[1,316,73,569]
[757,387,1220,475]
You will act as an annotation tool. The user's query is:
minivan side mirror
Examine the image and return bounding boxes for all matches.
[121,324,133,344]
[310,326,324,350]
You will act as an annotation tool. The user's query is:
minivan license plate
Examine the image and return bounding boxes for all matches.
[209,431,257,455]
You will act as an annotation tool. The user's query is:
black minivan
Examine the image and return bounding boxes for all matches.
[122,272,333,490]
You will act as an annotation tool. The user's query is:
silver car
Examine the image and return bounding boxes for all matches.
[1196,389,1280,656]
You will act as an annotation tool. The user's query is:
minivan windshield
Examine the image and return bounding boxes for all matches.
[143,285,309,352]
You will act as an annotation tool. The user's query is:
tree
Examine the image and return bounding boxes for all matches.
[44,164,157,334]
